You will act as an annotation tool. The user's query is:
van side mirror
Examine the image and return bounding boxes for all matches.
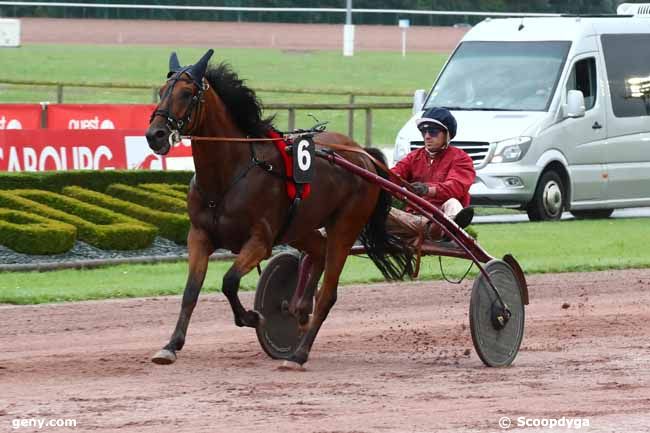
[412,89,426,114]
[565,90,586,118]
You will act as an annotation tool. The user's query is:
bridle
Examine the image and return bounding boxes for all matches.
[150,69,208,142]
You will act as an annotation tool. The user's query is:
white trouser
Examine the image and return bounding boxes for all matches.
[440,198,463,219]
[386,198,463,245]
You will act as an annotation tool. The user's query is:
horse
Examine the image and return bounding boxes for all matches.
[145,49,414,369]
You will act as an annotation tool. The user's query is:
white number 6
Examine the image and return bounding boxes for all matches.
[297,140,312,171]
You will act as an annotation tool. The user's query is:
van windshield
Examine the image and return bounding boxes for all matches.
[427,41,571,111]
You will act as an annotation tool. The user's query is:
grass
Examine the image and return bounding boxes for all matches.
[474,206,522,216]
[1,218,648,305]
[0,45,446,92]
[1,45,646,305]
[0,44,449,144]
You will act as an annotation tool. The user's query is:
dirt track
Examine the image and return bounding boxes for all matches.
[5,18,650,433]
[2,268,650,432]
[20,18,465,51]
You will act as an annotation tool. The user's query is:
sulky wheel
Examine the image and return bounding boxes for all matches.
[254,252,302,360]
[469,259,525,367]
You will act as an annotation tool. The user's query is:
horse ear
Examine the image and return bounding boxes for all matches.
[169,51,181,73]
[190,49,214,79]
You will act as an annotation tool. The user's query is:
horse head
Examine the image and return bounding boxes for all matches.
[146,49,214,155]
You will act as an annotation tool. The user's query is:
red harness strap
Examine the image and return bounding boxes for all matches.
[268,129,311,200]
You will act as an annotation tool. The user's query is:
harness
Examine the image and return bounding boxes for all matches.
[193,137,307,245]
[150,69,317,246]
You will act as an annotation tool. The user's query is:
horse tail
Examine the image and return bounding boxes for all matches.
[358,147,415,281]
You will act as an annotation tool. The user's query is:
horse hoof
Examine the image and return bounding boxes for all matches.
[151,349,177,365]
[240,310,263,328]
[255,311,266,328]
[277,360,306,372]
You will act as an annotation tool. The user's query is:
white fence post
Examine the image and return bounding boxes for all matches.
[343,24,355,57]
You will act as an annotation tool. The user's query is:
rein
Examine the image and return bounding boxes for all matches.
[185,134,416,193]
[190,136,284,142]
[152,69,415,194]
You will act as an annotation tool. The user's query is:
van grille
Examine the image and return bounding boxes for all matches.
[409,141,491,167]
[618,3,650,15]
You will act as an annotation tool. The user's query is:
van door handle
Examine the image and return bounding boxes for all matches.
[592,121,603,130]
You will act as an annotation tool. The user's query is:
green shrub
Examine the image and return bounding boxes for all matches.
[0,208,77,254]
[138,183,188,200]
[63,186,189,244]
[106,184,186,213]
[170,184,190,194]
[0,190,157,250]
[0,170,193,193]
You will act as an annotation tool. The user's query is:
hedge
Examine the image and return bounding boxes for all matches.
[138,183,188,201]
[63,186,190,244]
[0,208,77,254]
[106,184,186,214]
[170,184,190,194]
[0,170,193,193]
[0,190,157,250]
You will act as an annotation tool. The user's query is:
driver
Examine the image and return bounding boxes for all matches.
[387,107,476,245]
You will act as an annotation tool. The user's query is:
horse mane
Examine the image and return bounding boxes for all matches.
[204,62,275,137]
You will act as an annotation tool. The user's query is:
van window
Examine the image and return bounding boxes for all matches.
[601,34,650,117]
[426,41,570,112]
[566,58,597,110]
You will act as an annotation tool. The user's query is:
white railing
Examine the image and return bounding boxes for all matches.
[0,2,561,17]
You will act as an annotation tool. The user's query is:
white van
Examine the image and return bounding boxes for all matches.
[394,3,650,221]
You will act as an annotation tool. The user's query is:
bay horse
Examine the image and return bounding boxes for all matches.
[146,49,414,369]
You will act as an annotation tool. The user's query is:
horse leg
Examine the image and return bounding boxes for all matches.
[223,228,272,328]
[152,227,214,364]
[283,223,362,368]
[289,230,326,330]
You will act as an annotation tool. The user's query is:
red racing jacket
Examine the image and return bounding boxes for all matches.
[392,146,476,209]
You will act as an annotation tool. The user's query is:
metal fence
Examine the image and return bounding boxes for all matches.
[266,101,410,144]
[0,78,412,103]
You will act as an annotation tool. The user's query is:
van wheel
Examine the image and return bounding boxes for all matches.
[526,170,565,221]
[570,209,614,219]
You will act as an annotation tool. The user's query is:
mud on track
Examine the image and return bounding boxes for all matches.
[1,269,650,433]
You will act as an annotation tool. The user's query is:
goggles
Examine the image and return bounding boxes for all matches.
[418,125,445,137]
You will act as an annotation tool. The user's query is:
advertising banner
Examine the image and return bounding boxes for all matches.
[47,104,156,130]
[0,130,194,172]
[0,104,42,130]
[123,135,193,170]
[0,130,131,171]
[0,105,195,172]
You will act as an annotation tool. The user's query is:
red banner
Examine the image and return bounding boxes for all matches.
[0,104,42,130]
[0,130,194,172]
[0,105,195,172]
[0,130,131,171]
[47,104,156,130]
